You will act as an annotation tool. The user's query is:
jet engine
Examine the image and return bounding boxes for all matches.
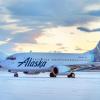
[50,66,71,77]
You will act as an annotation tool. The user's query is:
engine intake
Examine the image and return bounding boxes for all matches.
[50,66,71,77]
[51,67,58,75]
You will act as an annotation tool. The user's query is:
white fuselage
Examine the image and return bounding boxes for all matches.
[1,52,94,73]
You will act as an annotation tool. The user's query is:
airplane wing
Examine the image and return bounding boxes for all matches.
[65,62,100,72]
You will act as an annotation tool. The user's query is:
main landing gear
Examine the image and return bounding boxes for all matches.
[50,72,75,78]
[67,73,75,78]
[49,72,56,77]
[14,73,19,77]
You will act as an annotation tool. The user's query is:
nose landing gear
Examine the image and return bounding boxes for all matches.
[14,73,18,77]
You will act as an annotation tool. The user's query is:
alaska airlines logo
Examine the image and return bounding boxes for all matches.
[18,57,47,68]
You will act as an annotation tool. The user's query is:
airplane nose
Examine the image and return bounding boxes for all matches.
[0,61,5,68]
[0,64,2,68]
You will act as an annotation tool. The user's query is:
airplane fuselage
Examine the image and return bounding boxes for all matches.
[1,41,100,78]
[2,52,94,73]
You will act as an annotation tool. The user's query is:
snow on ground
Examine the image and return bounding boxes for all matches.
[0,72,100,100]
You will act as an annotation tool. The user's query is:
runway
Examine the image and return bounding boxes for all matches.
[0,72,100,100]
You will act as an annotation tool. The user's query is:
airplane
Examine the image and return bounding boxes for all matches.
[0,41,100,78]
[0,52,7,68]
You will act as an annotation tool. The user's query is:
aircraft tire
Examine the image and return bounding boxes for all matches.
[14,73,18,77]
[50,72,56,77]
[67,73,75,78]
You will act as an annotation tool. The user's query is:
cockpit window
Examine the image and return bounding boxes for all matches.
[6,56,16,60]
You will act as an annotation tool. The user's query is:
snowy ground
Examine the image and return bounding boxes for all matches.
[0,72,100,100]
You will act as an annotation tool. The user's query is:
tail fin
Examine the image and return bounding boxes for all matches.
[94,41,100,52]
[93,41,100,62]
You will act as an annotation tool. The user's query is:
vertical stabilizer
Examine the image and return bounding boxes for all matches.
[93,41,100,62]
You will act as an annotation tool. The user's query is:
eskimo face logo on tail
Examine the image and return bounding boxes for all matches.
[18,57,47,68]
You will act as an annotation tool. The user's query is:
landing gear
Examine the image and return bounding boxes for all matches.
[14,73,18,77]
[50,72,56,77]
[67,73,75,78]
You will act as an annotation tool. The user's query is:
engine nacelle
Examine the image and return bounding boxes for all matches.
[51,66,71,75]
